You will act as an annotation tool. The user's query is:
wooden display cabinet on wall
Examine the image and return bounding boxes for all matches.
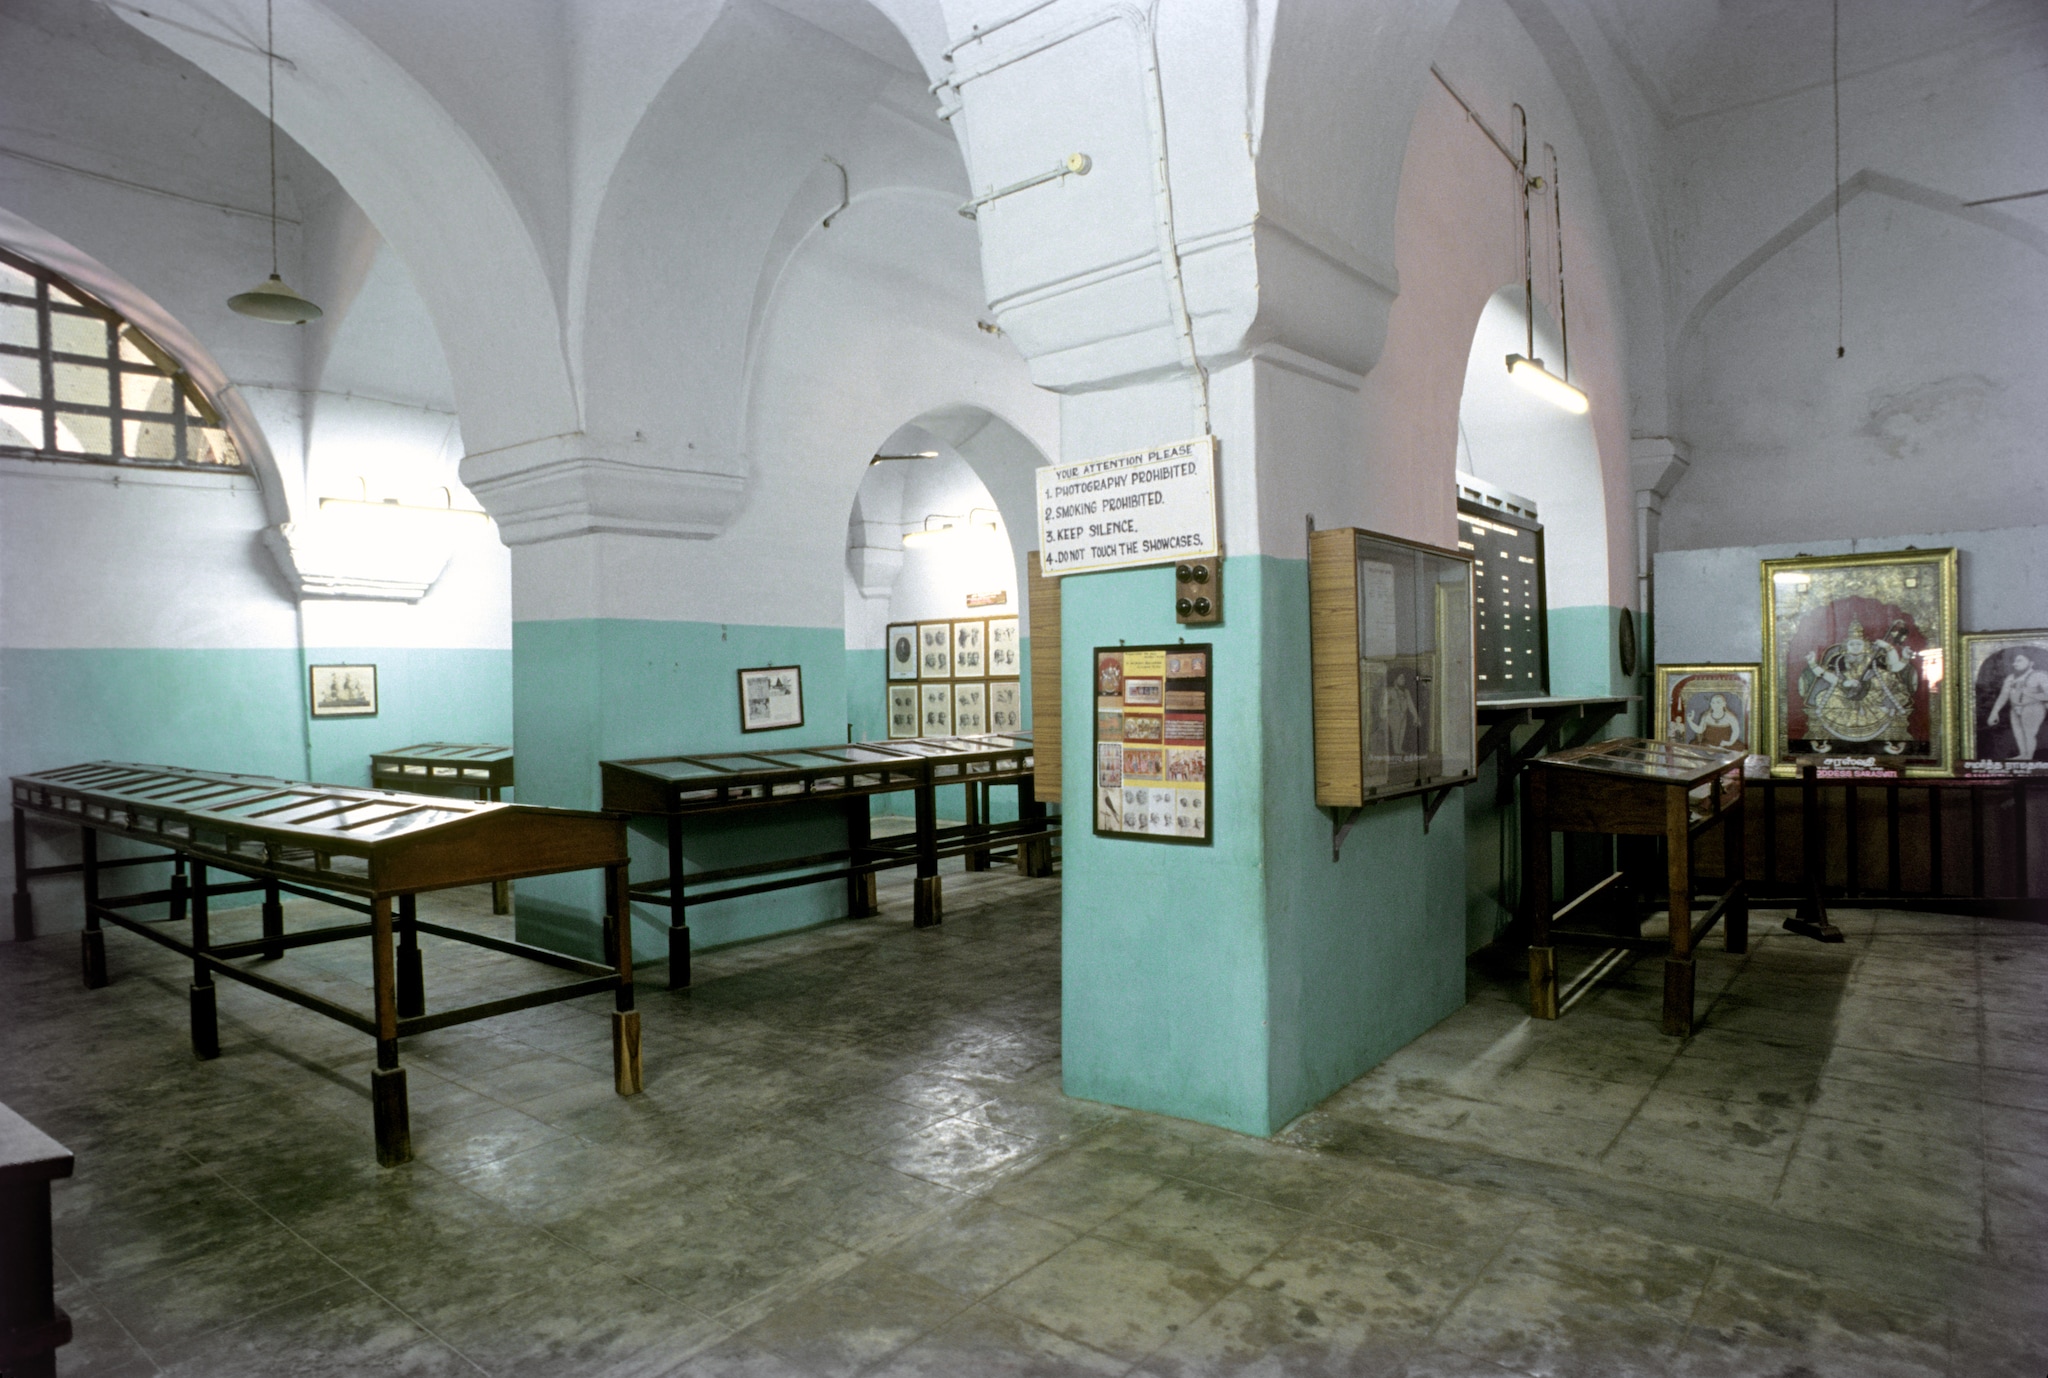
[1310,527,1479,808]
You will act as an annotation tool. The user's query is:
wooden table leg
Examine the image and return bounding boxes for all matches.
[369,895,411,1166]
[1525,774,1558,1019]
[487,786,511,914]
[188,860,219,1059]
[607,863,642,1096]
[168,854,187,927]
[11,806,31,942]
[397,893,424,1019]
[914,777,942,928]
[1016,772,1051,878]
[79,828,106,990]
[846,798,878,917]
[1725,795,1749,954]
[1662,787,1695,1036]
[1786,764,1843,942]
[965,782,988,872]
[260,878,285,961]
[666,812,690,989]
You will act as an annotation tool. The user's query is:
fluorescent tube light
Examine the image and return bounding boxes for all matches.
[1505,354,1588,414]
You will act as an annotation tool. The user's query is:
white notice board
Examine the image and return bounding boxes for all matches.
[1035,436,1217,577]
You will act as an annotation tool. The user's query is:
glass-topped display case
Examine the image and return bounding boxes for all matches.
[1310,526,1478,807]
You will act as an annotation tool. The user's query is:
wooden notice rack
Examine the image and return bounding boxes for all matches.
[369,743,516,912]
[602,735,1056,987]
[10,762,639,1167]
[1523,737,1748,1036]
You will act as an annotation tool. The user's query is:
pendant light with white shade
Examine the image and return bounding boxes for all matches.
[227,0,323,324]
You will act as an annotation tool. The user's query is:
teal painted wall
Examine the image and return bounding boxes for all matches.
[1058,557,1468,1137]
[510,618,851,961]
[2,645,511,929]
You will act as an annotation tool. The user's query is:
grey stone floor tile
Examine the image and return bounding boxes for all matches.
[871,1197,1081,1301]
[1595,1120,1788,1207]
[984,1234,1236,1363]
[148,1280,474,1377]
[867,1300,1128,1377]
[987,1146,1172,1231]
[1667,1253,1951,1378]
[665,1334,819,1377]
[1092,1178,1310,1281]
[734,1256,967,1378]
[1626,1087,1806,1157]
[1771,1150,1983,1256]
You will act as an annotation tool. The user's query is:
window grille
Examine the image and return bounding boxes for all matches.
[0,248,245,472]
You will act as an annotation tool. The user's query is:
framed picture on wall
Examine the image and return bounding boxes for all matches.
[886,684,920,739]
[886,623,918,682]
[953,620,986,677]
[309,664,378,718]
[918,622,952,678]
[1960,630,2048,765]
[989,679,1023,734]
[987,616,1021,674]
[953,680,987,734]
[919,682,953,736]
[1655,663,1761,773]
[1760,548,1957,774]
[737,665,804,733]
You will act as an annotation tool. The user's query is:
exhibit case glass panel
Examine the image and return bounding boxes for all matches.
[1310,527,1478,806]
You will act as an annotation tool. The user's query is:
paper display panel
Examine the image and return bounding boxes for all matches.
[987,617,1021,674]
[989,680,1023,734]
[1094,642,1210,844]
[918,622,952,678]
[886,684,920,738]
[953,680,987,734]
[886,623,918,682]
[920,682,953,735]
[953,620,986,677]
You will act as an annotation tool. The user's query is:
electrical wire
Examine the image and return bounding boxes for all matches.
[1832,0,1844,360]
[265,0,278,277]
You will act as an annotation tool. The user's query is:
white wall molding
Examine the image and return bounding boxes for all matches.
[461,449,748,546]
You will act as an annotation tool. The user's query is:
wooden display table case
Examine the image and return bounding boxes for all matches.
[10,762,638,1166]
[602,735,1055,987]
[1523,738,1748,1035]
[369,743,516,912]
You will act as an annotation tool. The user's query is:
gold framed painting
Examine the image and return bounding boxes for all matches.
[1959,629,2048,764]
[1654,664,1758,757]
[1760,548,1958,775]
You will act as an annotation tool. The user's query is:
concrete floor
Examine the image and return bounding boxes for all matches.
[1,867,2043,1377]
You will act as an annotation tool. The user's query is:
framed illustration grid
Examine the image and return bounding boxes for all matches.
[1093,643,1211,844]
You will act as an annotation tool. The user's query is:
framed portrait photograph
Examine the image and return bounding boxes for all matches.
[1960,630,2048,765]
[987,616,1021,675]
[737,665,804,733]
[953,620,986,677]
[989,679,1023,734]
[1760,548,1957,774]
[918,622,952,679]
[886,683,920,739]
[1655,664,1759,767]
[886,623,918,682]
[919,682,953,736]
[953,680,987,735]
[309,663,378,718]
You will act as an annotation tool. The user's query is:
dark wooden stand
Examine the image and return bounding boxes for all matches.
[0,1102,73,1378]
[603,736,1058,989]
[11,763,638,1166]
[1524,739,1748,1035]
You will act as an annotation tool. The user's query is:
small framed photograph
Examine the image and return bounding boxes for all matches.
[886,683,920,739]
[1960,630,2048,764]
[886,624,918,682]
[987,616,1021,674]
[989,680,1023,734]
[918,622,952,679]
[920,682,953,736]
[738,665,804,733]
[954,681,988,734]
[953,620,986,677]
[309,663,378,718]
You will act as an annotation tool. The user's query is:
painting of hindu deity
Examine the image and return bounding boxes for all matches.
[1654,665,1758,762]
[1760,548,1957,775]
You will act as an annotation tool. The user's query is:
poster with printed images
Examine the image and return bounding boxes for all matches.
[887,684,919,738]
[920,682,953,735]
[989,680,1023,734]
[1093,643,1210,843]
[988,617,1021,674]
[953,620,986,677]
[953,680,987,734]
[918,622,952,678]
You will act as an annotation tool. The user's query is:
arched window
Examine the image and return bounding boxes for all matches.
[0,248,244,471]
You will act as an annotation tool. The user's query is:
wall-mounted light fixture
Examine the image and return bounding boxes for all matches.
[1504,354,1588,414]
[870,450,939,465]
[1502,109,1587,415]
[226,0,322,324]
[902,507,999,548]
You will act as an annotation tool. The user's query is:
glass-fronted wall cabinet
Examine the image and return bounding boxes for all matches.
[1456,473,1549,701]
[1310,527,1479,806]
